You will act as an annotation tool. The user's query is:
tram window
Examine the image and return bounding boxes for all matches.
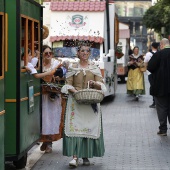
[28,20,33,52]
[21,16,40,70]
[33,22,40,68]
[21,17,26,68]
[0,14,3,77]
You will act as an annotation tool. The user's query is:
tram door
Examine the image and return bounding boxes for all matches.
[4,0,42,168]
[0,0,5,169]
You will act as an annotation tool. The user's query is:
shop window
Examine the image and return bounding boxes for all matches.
[53,40,100,60]
[21,15,40,70]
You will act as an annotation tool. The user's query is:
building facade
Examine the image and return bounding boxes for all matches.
[114,0,152,54]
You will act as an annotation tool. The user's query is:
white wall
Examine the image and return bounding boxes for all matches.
[43,2,52,46]
[50,12,104,37]
[119,22,129,30]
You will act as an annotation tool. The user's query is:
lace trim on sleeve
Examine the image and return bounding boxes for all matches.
[61,84,74,94]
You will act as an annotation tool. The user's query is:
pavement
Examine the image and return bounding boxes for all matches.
[6,73,170,170]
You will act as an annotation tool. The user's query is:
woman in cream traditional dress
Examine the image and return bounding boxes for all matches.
[126,46,145,101]
[61,42,106,167]
[39,45,62,153]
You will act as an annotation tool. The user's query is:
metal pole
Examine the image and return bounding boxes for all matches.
[106,0,110,51]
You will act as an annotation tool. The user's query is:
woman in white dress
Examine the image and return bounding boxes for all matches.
[39,45,62,153]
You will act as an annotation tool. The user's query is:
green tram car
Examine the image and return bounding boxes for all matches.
[0,0,5,169]
[0,0,43,168]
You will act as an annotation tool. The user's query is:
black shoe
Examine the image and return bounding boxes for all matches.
[40,142,47,151]
[157,131,167,136]
[149,104,156,108]
[49,93,56,101]
[82,158,90,166]
[132,96,139,101]
[49,96,55,101]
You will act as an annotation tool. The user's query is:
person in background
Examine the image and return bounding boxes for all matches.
[31,50,40,68]
[23,48,54,78]
[61,41,106,167]
[21,47,26,68]
[147,38,170,136]
[128,46,133,55]
[39,45,63,153]
[144,42,159,108]
[126,46,145,101]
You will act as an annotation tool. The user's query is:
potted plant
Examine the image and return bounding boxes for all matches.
[115,46,124,59]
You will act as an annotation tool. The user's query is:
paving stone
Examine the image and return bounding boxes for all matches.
[23,74,170,170]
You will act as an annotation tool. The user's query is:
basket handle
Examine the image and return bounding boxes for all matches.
[87,80,95,89]
[87,81,90,89]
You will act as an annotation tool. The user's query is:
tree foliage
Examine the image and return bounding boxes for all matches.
[143,0,170,35]
[34,0,43,4]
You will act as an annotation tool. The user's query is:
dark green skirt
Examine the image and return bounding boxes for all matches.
[63,123,105,158]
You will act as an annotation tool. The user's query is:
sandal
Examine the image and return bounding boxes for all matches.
[40,142,47,151]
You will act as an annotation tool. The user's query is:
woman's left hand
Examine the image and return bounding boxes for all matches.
[89,80,96,89]
[55,76,61,81]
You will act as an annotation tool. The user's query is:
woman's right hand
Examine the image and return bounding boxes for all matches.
[49,63,62,76]
[129,61,134,65]
[49,69,56,75]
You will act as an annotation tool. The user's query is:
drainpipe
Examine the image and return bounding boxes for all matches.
[106,0,110,51]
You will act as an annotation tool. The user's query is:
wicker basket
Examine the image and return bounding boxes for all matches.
[73,81,104,104]
[42,83,62,94]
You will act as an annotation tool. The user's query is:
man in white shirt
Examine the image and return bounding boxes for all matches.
[144,42,159,108]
